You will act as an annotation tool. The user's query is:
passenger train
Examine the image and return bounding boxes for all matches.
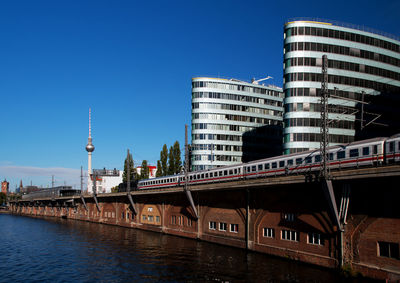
[138,134,400,190]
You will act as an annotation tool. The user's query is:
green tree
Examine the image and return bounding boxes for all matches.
[172,141,182,174]
[156,160,162,177]
[160,144,168,176]
[123,152,135,183]
[168,145,175,175]
[140,160,149,180]
[167,141,182,175]
[0,192,6,205]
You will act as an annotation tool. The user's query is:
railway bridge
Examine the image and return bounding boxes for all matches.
[10,164,400,281]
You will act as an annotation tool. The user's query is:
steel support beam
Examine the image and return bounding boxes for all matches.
[127,193,137,215]
[80,195,88,211]
[93,194,101,212]
[322,179,341,230]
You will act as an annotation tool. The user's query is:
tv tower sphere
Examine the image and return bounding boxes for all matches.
[86,141,95,152]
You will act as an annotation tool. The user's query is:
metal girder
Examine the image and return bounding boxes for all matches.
[322,179,341,230]
[93,194,101,212]
[80,195,88,211]
[184,190,198,219]
[127,193,137,215]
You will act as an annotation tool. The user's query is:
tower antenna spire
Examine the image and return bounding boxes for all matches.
[89,108,92,138]
[86,108,95,193]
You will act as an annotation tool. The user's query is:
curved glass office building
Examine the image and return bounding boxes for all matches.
[191,77,284,171]
[283,19,400,154]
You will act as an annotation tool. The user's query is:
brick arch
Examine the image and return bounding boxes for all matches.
[102,202,116,218]
[140,204,162,225]
[201,206,246,232]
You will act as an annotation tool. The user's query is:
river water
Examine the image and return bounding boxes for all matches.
[0,214,374,282]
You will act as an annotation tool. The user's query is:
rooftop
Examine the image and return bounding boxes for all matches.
[286,17,400,42]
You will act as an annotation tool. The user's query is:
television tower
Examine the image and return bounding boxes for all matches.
[86,108,95,192]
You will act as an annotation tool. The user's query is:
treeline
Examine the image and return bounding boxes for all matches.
[121,140,182,184]
[122,152,150,182]
[156,141,181,177]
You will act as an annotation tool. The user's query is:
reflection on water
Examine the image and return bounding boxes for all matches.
[0,214,371,282]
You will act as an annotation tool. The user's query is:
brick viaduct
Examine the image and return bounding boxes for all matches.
[10,165,400,281]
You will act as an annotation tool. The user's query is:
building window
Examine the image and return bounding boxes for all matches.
[263,228,275,238]
[209,221,217,230]
[378,242,399,259]
[148,215,154,222]
[308,232,323,245]
[142,215,147,221]
[281,230,299,242]
[219,222,227,231]
[156,216,160,223]
[282,213,295,222]
[126,212,129,220]
[171,215,176,225]
[187,218,192,227]
[230,224,239,233]
[121,212,124,219]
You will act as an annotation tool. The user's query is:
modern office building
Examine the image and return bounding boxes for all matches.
[191,77,284,171]
[283,19,400,154]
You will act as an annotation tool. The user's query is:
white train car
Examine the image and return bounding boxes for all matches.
[385,134,400,163]
[137,135,396,190]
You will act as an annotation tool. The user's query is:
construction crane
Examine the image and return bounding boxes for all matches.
[251,76,273,85]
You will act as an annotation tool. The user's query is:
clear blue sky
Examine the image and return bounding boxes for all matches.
[0,0,399,190]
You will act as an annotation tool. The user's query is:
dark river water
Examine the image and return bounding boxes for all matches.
[0,214,374,282]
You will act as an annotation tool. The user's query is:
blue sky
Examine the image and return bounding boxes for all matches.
[0,0,399,190]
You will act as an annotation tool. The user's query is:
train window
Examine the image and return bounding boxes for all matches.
[337,151,346,159]
[252,166,256,172]
[287,159,293,166]
[305,156,312,164]
[373,145,378,154]
[271,162,277,169]
[362,147,370,156]
[258,164,263,171]
[234,169,238,174]
[214,172,218,177]
[201,174,204,178]
[398,142,400,150]
[349,149,359,157]
[229,170,233,175]
[296,158,302,165]
[279,161,285,167]
[224,170,228,176]
[314,155,321,162]
[205,173,208,178]
[389,142,395,152]
[219,171,223,177]
[329,153,334,160]
[264,163,270,169]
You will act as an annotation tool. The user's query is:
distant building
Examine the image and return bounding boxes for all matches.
[1,180,9,194]
[21,185,41,194]
[88,168,123,194]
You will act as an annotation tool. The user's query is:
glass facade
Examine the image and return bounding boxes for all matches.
[191,77,284,171]
[283,21,400,154]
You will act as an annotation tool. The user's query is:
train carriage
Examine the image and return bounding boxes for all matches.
[385,134,400,163]
[137,134,397,191]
